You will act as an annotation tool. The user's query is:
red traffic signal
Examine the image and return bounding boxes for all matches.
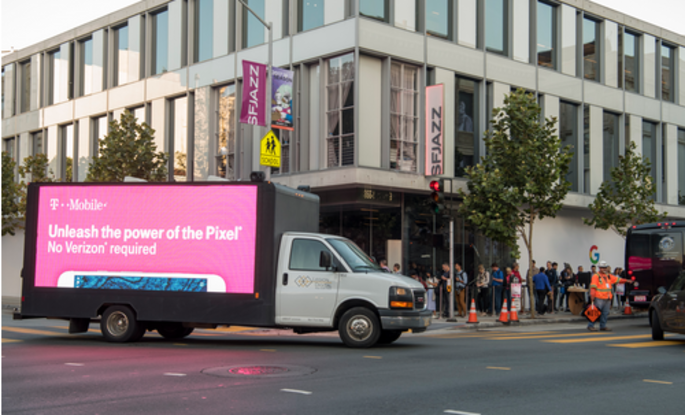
[429,179,445,214]
[430,180,442,192]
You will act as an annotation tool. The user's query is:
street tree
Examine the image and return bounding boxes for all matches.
[2,152,22,236]
[86,111,168,182]
[458,89,573,318]
[584,140,667,237]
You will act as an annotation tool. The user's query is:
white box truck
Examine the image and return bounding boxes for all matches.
[16,180,430,348]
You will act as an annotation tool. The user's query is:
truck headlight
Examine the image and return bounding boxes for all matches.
[389,286,413,309]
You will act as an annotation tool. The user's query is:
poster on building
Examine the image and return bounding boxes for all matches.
[425,84,444,176]
[271,67,294,131]
[240,60,267,126]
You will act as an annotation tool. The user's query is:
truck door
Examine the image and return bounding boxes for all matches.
[276,237,343,327]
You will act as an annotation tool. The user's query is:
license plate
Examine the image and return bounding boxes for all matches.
[634,296,646,302]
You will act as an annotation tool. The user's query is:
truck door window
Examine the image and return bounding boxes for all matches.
[327,238,381,273]
[289,239,339,271]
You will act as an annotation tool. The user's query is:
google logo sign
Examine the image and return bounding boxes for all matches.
[589,245,600,264]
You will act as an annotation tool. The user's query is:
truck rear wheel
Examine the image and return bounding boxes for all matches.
[377,330,402,345]
[339,307,381,348]
[100,306,146,343]
[157,323,194,339]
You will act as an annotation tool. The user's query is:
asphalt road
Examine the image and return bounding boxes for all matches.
[2,315,684,415]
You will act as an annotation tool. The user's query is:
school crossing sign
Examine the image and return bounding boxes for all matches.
[260,130,281,168]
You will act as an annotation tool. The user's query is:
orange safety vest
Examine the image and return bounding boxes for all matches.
[590,273,625,300]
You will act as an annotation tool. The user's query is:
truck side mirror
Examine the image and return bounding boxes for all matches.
[658,286,667,295]
[319,251,332,270]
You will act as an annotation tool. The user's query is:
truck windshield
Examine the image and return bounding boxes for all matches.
[327,239,381,272]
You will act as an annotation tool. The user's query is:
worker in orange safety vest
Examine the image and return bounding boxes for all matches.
[587,260,634,331]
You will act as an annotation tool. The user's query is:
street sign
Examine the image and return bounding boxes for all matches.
[260,130,281,168]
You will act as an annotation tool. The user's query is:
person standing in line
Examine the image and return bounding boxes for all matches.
[393,263,401,274]
[558,266,575,312]
[380,259,391,273]
[545,261,559,313]
[439,262,451,318]
[588,261,635,331]
[510,264,523,314]
[425,271,439,318]
[512,263,524,313]
[475,264,490,316]
[454,263,468,317]
[533,267,552,315]
[503,267,513,313]
[491,263,504,315]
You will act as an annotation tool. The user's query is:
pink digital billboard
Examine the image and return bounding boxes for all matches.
[34,185,258,294]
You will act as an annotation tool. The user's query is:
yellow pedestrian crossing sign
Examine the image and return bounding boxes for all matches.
[260,130,281,168]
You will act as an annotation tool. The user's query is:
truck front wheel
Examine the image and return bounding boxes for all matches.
[157,323,194,339]
[101,306,146,343]
[339,307,381,348]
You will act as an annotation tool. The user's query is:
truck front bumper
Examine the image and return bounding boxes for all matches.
[378,309,432,333]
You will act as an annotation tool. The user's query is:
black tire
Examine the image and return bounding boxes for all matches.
[157,323,194,339]
[377,330,402,345]
[651,310,664,341]
[338,307,381,348]
[100,305,146,343]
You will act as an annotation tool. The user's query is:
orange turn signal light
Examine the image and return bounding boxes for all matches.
[390,301,413,308]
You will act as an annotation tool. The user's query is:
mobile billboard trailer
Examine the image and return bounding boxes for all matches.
[17,181,430,347]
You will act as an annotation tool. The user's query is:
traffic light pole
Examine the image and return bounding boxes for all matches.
[444,178,456,322]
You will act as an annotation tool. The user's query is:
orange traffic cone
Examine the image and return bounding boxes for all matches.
[498,299,510,324]
[623,298,633,315]
[467,299,479,324]
[510,299,519,322]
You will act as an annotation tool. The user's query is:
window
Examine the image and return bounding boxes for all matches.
[4,137,16,161]
[195,0,213,63]
[20,60,31,113]
[326,53,354,168]
[678,129,685,205]
[78,37,93,97]
[1,66,5,116]
[390,63,418,172]
[31,131,44,156]
[272,129,291,174]
[113,25,129,86]
[537,1,556,69]
[289,239,336,271]
[217,84,236,180]
[602,112,619,183]
[48,49,62,105]
[360,0,388,22]
[455,77,477,177]
[661,44,674,102]
[60,124,74,182]
[642,121,657,196]
[93,115,108,155]
[299,0,324,32]
[619,30,639,93]
[243,0,265,49]
[152,9,169,75]
[170,96,188,181]
[484,0,507,55]
[559,102,578,191]
[583,106,590,193]
[426,0,451,39]
[583,17,600,82]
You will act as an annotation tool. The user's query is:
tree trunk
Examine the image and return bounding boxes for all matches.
[528,216,537,319]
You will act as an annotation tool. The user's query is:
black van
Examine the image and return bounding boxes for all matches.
[625,222,685,309]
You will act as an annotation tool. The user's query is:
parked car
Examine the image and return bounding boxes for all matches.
[649,270,685,340]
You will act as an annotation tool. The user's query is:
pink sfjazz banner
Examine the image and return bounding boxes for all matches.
[34,185,258,293]
[240,60,267,126]
[425,84,444,176]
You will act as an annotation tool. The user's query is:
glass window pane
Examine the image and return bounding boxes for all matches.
[661,45,673,102]
[218,85,236,180]
[196,0,214,62]
[537,1,555,69]
[678,129,685,204]
[62,124,74,182]
[153,10,169,75]
[300,0,324,32]
[559,102,578,191]
[624,32,637,92]
[289,239,332,271]
[21,61,31,113]
[360,0,387,21]
[583,18,599,81]
[244,0,265,48]
[342,82,354,108]
[115,25,129,86]
[583,106,590,193]
[602,113,619,183]
[173,97,188,181]
[485,0,505,54]
[81,38,93,96]
[50,50,62,105]
[642,121,657,192]
[456,78,476,177]
[342,108,354,134]
[426,0,449,38]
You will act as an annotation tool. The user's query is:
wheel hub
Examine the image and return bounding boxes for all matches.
[348,316,372,340]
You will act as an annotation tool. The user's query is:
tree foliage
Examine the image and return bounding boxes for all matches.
[2,152,22,236]
[458,89,573,318]
[584,141,667,237]
[86,110,168,182]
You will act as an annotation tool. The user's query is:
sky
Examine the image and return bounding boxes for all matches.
[2,0,684,52]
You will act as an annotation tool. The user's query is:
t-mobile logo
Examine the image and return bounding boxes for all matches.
[50,199,59,210]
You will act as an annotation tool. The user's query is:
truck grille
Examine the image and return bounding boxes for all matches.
[413,289,426,310]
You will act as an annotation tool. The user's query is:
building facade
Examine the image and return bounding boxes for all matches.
[3,0,685,290]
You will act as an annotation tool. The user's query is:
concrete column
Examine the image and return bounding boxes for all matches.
[629,114,642,155]
[589,105,603,195]
[664,123,678,205]
[643,35,656,99]
[561,4,576,77]
[214,0,230,58]
[358,55,382,168]
[512,0,529,63]
[457,0,477,49]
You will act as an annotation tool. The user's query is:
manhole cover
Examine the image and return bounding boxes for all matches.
[202,365,316,378]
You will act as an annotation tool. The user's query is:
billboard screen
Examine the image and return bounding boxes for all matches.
[34,185,258,294]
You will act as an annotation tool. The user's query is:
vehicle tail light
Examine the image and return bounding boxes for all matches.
[628,270,633,276]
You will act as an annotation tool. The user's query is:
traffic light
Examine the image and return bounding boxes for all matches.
[429,179,445,214]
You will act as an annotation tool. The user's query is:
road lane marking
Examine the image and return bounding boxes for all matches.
[205,326,256,333]
[428,331,557,339]
[2,338,22,343]
[487,367,511,371]
[2,327,67,336]
[489,332,611,340]
[444,410,481,415]
[281,389,312,395]
[164,373,187,377]
[363,356,383,359]
[608,340,685,348]
[65,363,84,366]
[643,379,673,385]
[55,326,100,334]
[260,349,277,352]
[544,334,674,344]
